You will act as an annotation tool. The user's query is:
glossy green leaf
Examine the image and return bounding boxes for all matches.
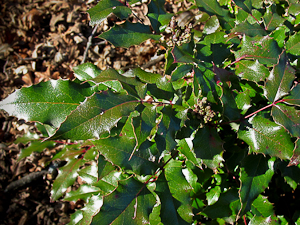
[99,21,160,48]
[233,0,252,14]
[172,45,197,64]
[271,26,289,48]
[203,15,220,34]
[264,52,295,102]
[78,163,98,185]
[248,215,279,225]
[50,91,139,140]
[271,103,300,137]
[51,143,84,161]
[18,140,56,161]
[238,115,294,160]
[51,158,85,201]
[177,139,202,168]
[171,64,193,81]
[231,21,267,37]
[251,195,275,218]
[206,186,221,205]
[92,113,158,175]
[235,60,269,82]
[163,158,194,223]
[73,62,101,81]
[263,7,285,31]
[283,84,300,106]
[68,194,103,225]
[88,0,131,26]
[193,127,224,170]
[239,155,275,215]
[64,184,101,202]
[234,35,281,66]
[0,80,95,128]
[195,0,228,17]
[91,177,156,225]
[286,32,300,55]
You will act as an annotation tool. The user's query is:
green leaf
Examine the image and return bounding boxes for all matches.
[177,139,202,168]
[147,0,171,33]
[206,186,221,205]
[0,80,95,128]
[68,194,103,225]
[193,127,224,170]
[64,184,101,202]
[264,52,295,102]
[234,35,281,66]
[51,158,85,201]
[251,195,275,218]
[92,113,158,175]
[263,6,285,31]
[248,215,279,225]
[91,177,156,225]
[231,21,267,37]
[78,163,98,184]
[233,0,253,14]
[238,115,294,160]
[239,155,275,215]
[201,188,240,221]
[271,103,300,137]
[172,45,197,64]
[99,21,160,48]
[163,158,194,223]
[270,26,289,48]
[73,62,101,81]
[286,32,300,56]
[50,91,139,140]
[289,139,300,167]
[171,64,193,81]
[203,15,220,34]
[18,140,56,161]
[283,84,300,106]
[87,0,131,26]
[235,60,269,82]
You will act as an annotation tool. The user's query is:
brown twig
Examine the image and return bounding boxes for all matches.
[81,24,99,64]
[3,57,9,81]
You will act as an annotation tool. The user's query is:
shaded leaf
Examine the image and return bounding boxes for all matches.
[171,64,193,81]
[18,140,56,161]
[91,177,156,225]
[283,84,300,106]
[99,21,160,48]
[51,158,85,201]
[238,115,294,160]
[147,0,172,33]
[239,155,275,215]
[0,80,95,128]
[264,52,295,102]
[193,126,224,170]
[231,21,267,37]
[88,0,131,26]
[50,91,139,140]
[263,7,285,31]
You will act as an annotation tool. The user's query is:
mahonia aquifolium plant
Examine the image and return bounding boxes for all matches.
[2,0,300,224]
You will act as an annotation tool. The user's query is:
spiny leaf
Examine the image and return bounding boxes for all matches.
[92,112,159,175]
[235,60,269,82]
[264,52,295,103]
[50,91,139,140]
[51,158,85,201]
[286,32,300,56]
[68,194,103,225]
[88,0,131,26]
[0,80,95,128]
[239,155,275,215]
[238,115,294,160]
[163,158,194,223]
[283,84,300,106]
[271,103,300,137]
[91,177,156,225]
[99,21,160,48]
[193,126,224,170]
[234,35,281,66]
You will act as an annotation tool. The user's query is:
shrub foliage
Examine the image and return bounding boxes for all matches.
[2,0,300,224]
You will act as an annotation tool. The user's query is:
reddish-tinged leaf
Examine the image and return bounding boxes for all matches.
[238,115,294,160]
[271,103,300,137]
[264,52,295,102]
[234,35,281,66]
[0,80,94,128]
[288,139,300,167]
[50,91,139,140]
[235,60,269,82]
[51,158,85,201]
[284,84,300,106]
